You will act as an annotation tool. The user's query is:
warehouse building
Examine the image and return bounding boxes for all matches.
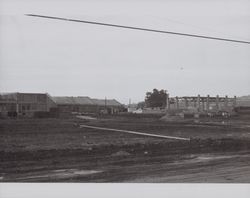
[234,96,250,115]
[52,96,124,115]
[0,93,124,118]
[0,92,56,117]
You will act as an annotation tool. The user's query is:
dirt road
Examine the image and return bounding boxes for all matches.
[125,152,250,182]
[2,151,250,182]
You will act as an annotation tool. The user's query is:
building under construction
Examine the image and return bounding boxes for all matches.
[165,94,237,117]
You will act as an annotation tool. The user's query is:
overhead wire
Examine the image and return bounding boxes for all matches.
[25,14,250,45]
[156,16,250,42]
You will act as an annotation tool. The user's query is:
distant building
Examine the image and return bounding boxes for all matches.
[52,96,124,115]
[236,95,250,107]
[0,92,56,117]
[0,92,124,117]
[127,103,137,113]
[234,96,250,115]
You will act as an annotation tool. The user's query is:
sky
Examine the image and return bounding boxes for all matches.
[0,0,250,104]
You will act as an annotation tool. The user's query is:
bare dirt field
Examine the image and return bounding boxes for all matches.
[1,114,250,182]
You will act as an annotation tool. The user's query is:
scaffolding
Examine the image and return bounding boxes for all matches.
[166,94,237,113]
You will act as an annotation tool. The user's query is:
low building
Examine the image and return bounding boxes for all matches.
[234,96,250,115]
[0,92,56,117]
[127,103,137,113]
[236,95,250,107]
[0,92,124,118]
[52,96,124,115]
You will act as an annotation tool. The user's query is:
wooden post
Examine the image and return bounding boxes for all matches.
[233,96,237,107]
[193,97,196,108]
[224,95,228,108]
[16,100,19,114]
[176,96,179,110]
[202,98,205,112]
[105,97,107,113]
[216,95,219,111]
[167,94,170,110]
[197,95,200,112]
[185,98,188,109]
[16,93,19,114]
[206,95,210,111]
[166,94,170,112]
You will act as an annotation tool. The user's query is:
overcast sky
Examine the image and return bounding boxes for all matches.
[0,0,250,104]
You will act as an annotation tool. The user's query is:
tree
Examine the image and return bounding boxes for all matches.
[145,89,167,108]
[137,101,145,109]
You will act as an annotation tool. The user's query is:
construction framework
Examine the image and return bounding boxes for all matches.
[166,94,237,113]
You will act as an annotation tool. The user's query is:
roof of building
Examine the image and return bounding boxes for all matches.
[0,93,17,101]
[1,92,123,106]
[0,92,51,101]
[52,96,123,107]
[91,98,122,106]
[52,96,94,105]
[237,95,250,107]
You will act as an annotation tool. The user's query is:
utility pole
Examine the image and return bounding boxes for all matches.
[165,93,170,113]
[105,96,107,111]
[16,93,19,118]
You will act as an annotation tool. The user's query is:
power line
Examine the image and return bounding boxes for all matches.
[26,14,250,45]
[158,16,250,42]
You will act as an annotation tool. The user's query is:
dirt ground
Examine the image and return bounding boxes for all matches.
[1,114,250,182]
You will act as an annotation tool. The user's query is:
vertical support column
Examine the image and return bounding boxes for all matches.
[224,95,228,108]
[193,97,197,108]
[206,95,210,111]
[202,98,205,112]
[105,97,107,113]
[197,95,200,112]
[166,94,171,111]
[166,93,170,112]
[16,93,19,114]
[46,93,48,112]
[176,96,179,110]
[233,96,237,107]
[185,98,188,109]
[216,95,219,111]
